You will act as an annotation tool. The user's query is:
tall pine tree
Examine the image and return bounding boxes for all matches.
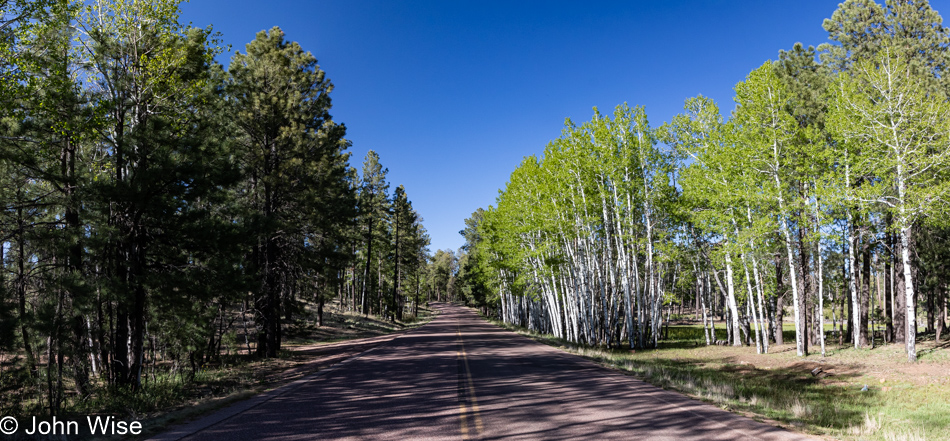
[227,26,350,357]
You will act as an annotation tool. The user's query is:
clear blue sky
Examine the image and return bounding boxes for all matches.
[179,0,948,253]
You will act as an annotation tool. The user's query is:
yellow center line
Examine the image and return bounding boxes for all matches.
[457,323,483,438]
[458,391,469,438]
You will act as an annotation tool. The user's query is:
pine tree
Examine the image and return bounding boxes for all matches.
[775,43,836,355]
[822,0,950,89]
[390,185,417,321]
[8,0,98,402]
[79,0,234,387]
[357,150,390,315]
[227,26,350,357]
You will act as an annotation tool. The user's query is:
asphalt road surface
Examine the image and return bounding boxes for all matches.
[152,303,814,440]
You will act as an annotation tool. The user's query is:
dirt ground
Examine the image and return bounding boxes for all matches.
[678,338,950,389]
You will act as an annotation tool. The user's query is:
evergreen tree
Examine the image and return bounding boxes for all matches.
[775,43,836,356]
[227,26,350,357]
[6,0,98,402]
[0,0,415,414]
[357,150,390,315]
[407,214,431,317]
[390,185,417,321]
[822,0,950,88]
[458,208,493,313]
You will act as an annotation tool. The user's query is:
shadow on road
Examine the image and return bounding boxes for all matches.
[168,303,813,441]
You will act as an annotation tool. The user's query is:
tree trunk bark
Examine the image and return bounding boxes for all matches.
[936,286,945,342]
[712,259,741,347]
[129,237,147,389]
[698,273,711,345]
[813,206,826,357]
[927,285,935,335]
[797,224,810,354]
[900,224,917,361]
[885,227,894,343]
[848,214,861,349]
[860,240,871,347]
[114,303,129,385]
[774,255,785,345]
[774,180,805,355]
[16,206,38,379]
[362,212,373,316]
[392,208,400,322]
[895,238,907,343]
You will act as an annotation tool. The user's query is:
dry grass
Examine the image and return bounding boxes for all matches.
[882,427,927,441]
[848,412,881,437]
[789,398,811,420]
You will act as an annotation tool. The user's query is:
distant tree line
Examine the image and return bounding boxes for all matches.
[0,0,429,415]
[457,0,950,363]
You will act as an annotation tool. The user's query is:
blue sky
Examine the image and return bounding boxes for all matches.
[179,0,949,253]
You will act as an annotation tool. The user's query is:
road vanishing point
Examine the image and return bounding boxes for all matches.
[150,303,814,440]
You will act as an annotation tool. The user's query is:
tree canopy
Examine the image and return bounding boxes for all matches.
[458,0,950,364]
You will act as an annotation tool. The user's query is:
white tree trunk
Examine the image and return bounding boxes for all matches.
[723,253,742,346]
[811,188,826,357]
[741,256,762,353]
[707,272,718,343]
[697,269,711,345]
[771,134,805,356]
[897,165,917,362]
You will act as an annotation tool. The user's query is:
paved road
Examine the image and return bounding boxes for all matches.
[152,303,814,440]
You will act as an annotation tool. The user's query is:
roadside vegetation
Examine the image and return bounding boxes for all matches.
[1,300,432,438]
[493,317,949,441]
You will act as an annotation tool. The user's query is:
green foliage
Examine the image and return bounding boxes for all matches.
[480,103,681,345]
[457,208,494,309]
[821,0,950,88]
[226,26,354,357]
[0,0,426,417]
[480,0,950,362]
[828,48,950,226]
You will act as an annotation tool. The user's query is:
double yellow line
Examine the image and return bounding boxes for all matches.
[457,323,483,439]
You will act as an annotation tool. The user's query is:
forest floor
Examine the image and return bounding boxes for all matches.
[0,302,434,440]
[495,319,949,441]
[128,303,435,439]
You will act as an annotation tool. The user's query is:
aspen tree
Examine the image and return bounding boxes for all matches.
[828,49,950,361]
[733,62,808,356]
[662,97,746,347]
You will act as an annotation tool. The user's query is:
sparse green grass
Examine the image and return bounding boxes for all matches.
[489,318,950,441]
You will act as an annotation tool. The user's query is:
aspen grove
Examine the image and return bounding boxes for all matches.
[461,0,950,363]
